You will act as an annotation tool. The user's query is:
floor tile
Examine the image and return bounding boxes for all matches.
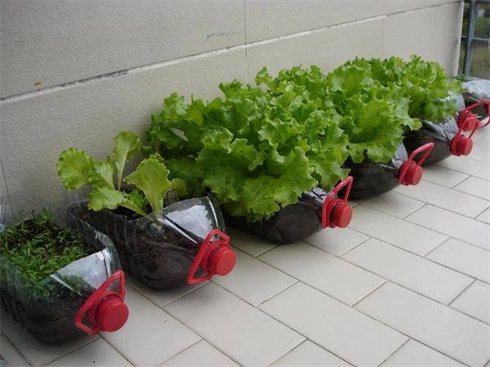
[350,206,447,256]
[473,125,490,142]
[272,340,351,367]
[477,208,490,224]
[451,281,490,324]
[102,287,200,367]
[259,242,384,306]
[356,282,490,366]
[0,335,30,367]
[381,339,464,367]
[454,176,490,201]
[421,165,468,188]
[437,156,490,181]
[160,340,238,367]
[47,339,131,367]
[395,180,490,218]
[0,311,95,367]
[128,276,208,307]
[165,283,304,367]
[471,135,490,163]
[260,282,407,367]
[358,192,425,218]
[406,205,490,251]
[303,227,369,257]
[212,248,296,306]
[343,238,473,304]
[227,227,277,257]
[426,238,490,283]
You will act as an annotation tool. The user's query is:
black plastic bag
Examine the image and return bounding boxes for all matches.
[404,101,489,166]
[345,143,434,200]
[225,178,353,245]
[0,203,128,344]
[69,196,236,290]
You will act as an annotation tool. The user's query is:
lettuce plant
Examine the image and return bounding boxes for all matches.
[368,55,462,121]
[0,210,89,282]
[144,81,349,222]
[256,62,419,164]
[57,131,186,218]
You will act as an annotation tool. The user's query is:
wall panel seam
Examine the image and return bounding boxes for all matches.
[0,1,461,105]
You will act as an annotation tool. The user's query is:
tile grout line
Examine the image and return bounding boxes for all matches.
[446,282,490,326]
[255,240,484,320]
[474,204,490,220]
[355,203,490,254]
[351,280,388,308]
[217,282,355,367]
[421,236,451,258]
[265,339,309,367]
[0,2,459,105]
[401,202,427,220]
[403,204,490,251]
[393,187,490,220]
[344,217,490,286]
[326,234,372,258]
[1,333,33,367]
[155,338,202,366]
[98,284,206,367]
[253,244,279,258]
[256,280,299,307]
[162,282,302,367]
[257,279,407,367]
[435,161,490,183]
[352,282,473,367]
[126,281,207,309]
[448,278,476,306]
[378,338,410,367]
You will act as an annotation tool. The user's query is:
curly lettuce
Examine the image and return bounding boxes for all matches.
[58,131,185,218]
[144,81,349,221]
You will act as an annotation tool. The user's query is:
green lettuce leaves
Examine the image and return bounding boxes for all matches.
[144,80,348,221]
[57,132,183,218]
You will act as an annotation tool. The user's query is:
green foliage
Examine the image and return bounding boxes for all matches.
[143,55,458,220]
[144,81,349,221]
[0,210,89,282]
[257,56,459,164]
[58,132,183,218]
[368,56,461,121]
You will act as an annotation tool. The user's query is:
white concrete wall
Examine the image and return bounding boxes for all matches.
[0,0,464,203]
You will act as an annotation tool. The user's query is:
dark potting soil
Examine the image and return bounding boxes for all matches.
[0,216,109,343]
[225,188,326,245]
[0,281,86,343]
[404,118,458,166]
[344,143,407,200]
[69,203,208,290]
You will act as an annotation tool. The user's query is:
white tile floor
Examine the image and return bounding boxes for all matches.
[1,129,490,367]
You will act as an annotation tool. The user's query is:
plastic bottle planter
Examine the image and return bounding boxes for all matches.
[0,219,129,344]
[225,177,354,245]
[69,196,236,290]
[404,103,488,166]
[462,78,490,110]
[457,100,490,132]
[344,143,434,200]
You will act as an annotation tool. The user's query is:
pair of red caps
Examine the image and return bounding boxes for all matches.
[454,101,490,156]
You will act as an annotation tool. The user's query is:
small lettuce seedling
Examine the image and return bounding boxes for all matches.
[57,131,186,218]
[0,210,89,282]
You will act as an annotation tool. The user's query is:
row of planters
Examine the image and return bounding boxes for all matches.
[1,56,489,344]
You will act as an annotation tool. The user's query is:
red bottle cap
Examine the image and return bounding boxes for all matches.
[208,246,236,276]
[331,202,353,228]
[404,162,423,186]
[455,136,473,156]
[95,297,129,332]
